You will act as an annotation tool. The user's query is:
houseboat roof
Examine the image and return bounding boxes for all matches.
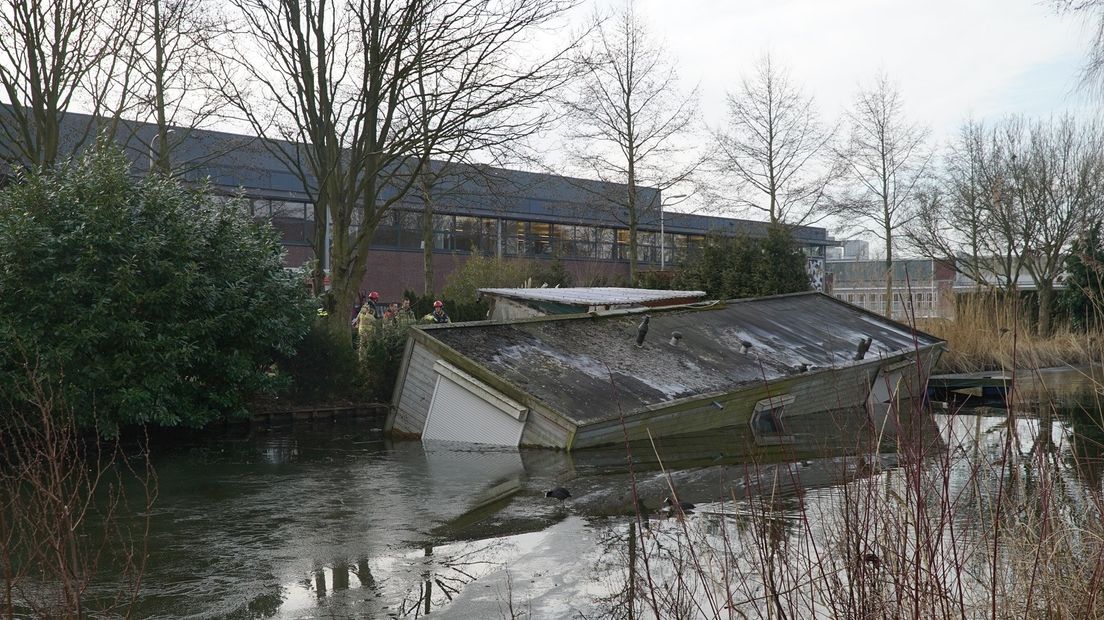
[478,287,706,307]
[422,292,942,426]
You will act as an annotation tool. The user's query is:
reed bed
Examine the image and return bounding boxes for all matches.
[917,294,1103,373]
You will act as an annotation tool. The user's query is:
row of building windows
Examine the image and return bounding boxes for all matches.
[836,291,937,305]
[246,198,826,265]
[374,214,710,264]
[249,200,714,265]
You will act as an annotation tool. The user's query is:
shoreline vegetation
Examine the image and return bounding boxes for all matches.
[918,296,1104,374]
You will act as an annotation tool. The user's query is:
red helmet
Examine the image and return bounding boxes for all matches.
[433,300,443,308]
[368,291,379,300]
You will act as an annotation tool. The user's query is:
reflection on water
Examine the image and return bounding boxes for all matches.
[71,367,1103,617]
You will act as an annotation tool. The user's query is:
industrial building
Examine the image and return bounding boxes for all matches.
[1,110,832,299]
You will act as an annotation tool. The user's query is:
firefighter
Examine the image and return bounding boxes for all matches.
[427,300,450,324]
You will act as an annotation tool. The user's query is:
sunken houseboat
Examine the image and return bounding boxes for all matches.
[386,291,945,450]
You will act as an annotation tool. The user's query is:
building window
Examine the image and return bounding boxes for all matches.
[305,204,317,244]
[660,233,675,266]
[615,229,631,261]
[596,228,615,260]
[479,218,499,255]
[530,222,554,256]
[454,216,480,253]
[687,235,706,258]
[373,211,400,247]
[750,395,795,445]
[431,215,452,250]
[562,225,596,258]
[504,220,526,256]
[638,231,657,263]
[673,234,689,264]
[397,211,423,250]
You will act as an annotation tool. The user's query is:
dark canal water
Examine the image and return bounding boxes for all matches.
[82,367,1104,617]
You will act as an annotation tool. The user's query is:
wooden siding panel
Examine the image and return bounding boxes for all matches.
[519,409,573,449]
[392,343,441,435]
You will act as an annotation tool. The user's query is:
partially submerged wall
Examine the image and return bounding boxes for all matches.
[389,341,440,436]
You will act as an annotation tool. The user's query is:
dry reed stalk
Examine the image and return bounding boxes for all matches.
[918,294,1104,373]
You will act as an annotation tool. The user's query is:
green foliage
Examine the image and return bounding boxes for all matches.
[635,269,676,290]
[442,254,572,304]
[403,290,488,322]
[675,227,811,299]
[0,145,314,432]
[274,317,365,404]
[758,226,814,294]
[1061,222,1104,331]
[358,320,412,402]
[532,257,573,290]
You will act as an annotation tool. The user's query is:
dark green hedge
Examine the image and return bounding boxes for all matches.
[0,146,314,433]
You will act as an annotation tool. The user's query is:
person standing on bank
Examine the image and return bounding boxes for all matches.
[429,300,450,324]
[365,291,382,319]
[399,298,416,321]
[354,291,382,351]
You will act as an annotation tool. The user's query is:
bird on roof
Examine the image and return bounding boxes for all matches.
[546,486,571,507]
[663,496,695,514]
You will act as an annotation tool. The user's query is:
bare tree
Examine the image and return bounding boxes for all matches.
[709,54,838,226]
[906,115,1104,334]
[1051,1,1104,94]
[405,4,573,296]
[561,3,700,282]
[221,0,573,336]
[0,0,139,170]
[835,74,931,316]
[1,364,155,618]
[126,0,231,175]
[1014,115,1104,335]
[905,119,1027,293]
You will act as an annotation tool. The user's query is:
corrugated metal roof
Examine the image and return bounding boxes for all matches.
[423,292,943,426]
[479,287,706,306]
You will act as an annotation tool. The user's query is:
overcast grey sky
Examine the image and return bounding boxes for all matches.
[608,0,1096,141]
[561,0,1099,246]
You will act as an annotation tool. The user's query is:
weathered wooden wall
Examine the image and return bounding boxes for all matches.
[389,341,440,436]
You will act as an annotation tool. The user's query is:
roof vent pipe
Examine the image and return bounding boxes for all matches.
[636,315,650,348]
[854,336,873,361]
[740,340,753,355]
[669,331,683,346]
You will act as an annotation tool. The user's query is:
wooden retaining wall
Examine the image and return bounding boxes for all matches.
[251,403,390,425]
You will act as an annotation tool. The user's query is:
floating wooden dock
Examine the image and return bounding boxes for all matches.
[928,371,1013,401]
[251,403,390,425]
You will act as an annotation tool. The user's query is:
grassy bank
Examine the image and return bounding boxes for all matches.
[917,296,1103,373]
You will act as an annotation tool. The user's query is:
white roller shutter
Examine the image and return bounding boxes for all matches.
[422,361,527,446]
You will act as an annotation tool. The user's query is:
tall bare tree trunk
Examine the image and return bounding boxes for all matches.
[883,191,893,317]
[627,151,638,282]
[152,0,169,174]
[1037,282,1053,336]
[421,173,435,297]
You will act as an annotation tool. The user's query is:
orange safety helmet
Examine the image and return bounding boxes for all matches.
[433,300,444,308]
[368,291,379,300]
